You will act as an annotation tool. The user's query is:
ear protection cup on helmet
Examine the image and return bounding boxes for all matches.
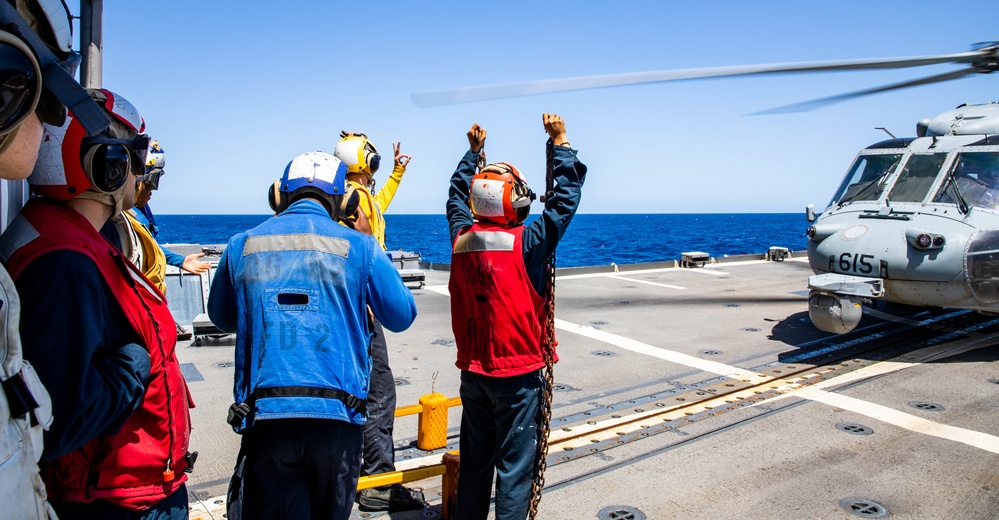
[338,185,360,222]
[82,140,130,192]
[364,142,380,175]
[0,30,42,142]
[268,179,289,214]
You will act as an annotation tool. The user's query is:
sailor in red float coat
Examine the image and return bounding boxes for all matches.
[3,198,192,511]
[449,222,554,377]
[446,115,586,520]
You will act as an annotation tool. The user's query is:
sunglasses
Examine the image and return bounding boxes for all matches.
[82,133,151,192]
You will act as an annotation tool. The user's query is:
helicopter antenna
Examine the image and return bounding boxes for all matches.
[876,127,896,139]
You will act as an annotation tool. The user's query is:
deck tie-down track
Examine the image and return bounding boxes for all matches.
[391,309,999,475]
[329,309,999,518]
[550,311,999,466]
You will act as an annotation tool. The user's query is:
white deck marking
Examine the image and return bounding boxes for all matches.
[556,317,999,454]
[605,275,685,290]
[426,285,450,296]
[795,388,999,454]
[558,267,678,280]
[675,267,730,276]
[428,267,999,452]
[556,319,760,380]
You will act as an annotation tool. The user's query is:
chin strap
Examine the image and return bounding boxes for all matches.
[75,183,129,215]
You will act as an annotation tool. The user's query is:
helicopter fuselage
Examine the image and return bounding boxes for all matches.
[807,103,999,333]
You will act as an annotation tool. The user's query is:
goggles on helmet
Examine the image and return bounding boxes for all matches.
[0,33,41,134]
[0,1,109,137]
[141,167,164,190]
[82,132,150,192]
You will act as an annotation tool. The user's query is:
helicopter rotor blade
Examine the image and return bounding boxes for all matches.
[411,47,997,107]
[752,68,983,114]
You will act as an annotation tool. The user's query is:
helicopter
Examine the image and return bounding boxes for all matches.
[412,42,999,334]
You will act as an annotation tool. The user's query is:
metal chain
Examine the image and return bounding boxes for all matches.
[476,148,487,172]
[528,139,558,520]
[528,253,556,520]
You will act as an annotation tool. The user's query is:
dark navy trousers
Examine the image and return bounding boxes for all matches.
[361,317,399,477]
[453,370,544,520]
[237,418,362,520]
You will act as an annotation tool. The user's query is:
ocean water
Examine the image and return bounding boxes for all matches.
[156,213,808,268]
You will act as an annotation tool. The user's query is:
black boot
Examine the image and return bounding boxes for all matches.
[357,484,426,512]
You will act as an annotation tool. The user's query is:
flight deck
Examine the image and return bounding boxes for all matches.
[173,252,999,520]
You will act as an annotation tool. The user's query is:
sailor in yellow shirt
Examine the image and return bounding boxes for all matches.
[333,132,425,512]
[334,132,411,250]
[119,141,210,295]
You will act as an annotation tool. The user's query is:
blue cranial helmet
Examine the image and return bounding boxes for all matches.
[277,151,348,217]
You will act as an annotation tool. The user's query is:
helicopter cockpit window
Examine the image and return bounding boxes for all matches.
[886,153,948,203]
[933,152,999,210]
[830,153,903,206]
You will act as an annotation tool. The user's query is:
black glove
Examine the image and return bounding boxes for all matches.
[227,402,251,427]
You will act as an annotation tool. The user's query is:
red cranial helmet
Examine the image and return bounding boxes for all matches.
[470,162,535,226]
[29,88,148,199]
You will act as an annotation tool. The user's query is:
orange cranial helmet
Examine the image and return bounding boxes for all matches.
[469,162,535,225]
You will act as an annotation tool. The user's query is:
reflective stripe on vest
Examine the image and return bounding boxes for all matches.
[244,233,350,257]
[453,230,515,253]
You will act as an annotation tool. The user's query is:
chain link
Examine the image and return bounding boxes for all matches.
[528,253,556,520]
[476,148,487,172]
[529,138,557,519]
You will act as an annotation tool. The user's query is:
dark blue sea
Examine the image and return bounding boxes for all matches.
[156,214,808,268]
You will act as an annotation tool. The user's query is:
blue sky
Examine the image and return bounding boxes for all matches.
[93,1,999,215]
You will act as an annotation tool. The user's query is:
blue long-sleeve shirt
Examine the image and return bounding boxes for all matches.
[447,146,587,294]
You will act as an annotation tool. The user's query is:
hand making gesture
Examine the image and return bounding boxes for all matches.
[394,142,411,168]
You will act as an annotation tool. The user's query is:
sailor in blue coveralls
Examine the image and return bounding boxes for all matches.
[208,151,417,520]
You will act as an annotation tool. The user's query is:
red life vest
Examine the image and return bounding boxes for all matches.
[448,222,555,377]
[3,199,192,510]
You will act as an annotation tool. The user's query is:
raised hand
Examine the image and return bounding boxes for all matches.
[467,124,487,153]
[394,142,411,168]
[542,113,568,146]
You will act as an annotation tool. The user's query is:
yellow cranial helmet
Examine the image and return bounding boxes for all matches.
[333,132,380,175]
